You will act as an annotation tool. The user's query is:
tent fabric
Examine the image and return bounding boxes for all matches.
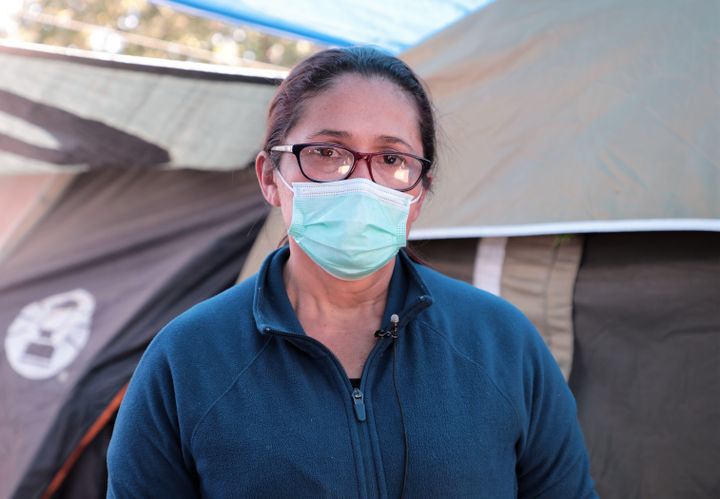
[569,232,720,498]
[52,412,117,499]
[237,206,284,283]
[159,0,494,54]
[408,234,583,377]
[0,45,278,495]
[45,384,127,498]
[0,173,73,261]
[403,0,720,238]
[0,174,52,247]
[0,42,282,174]
[472,236,506,296]
[501,235,583,379]
[0,166,267,498]
[411,238,478,284]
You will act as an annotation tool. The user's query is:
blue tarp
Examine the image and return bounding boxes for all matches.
[157,0,494,53]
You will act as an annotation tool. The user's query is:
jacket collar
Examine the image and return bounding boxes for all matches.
[253,246,433,336]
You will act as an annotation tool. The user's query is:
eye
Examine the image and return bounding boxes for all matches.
[309,146,341,158]
[380,154,406,166]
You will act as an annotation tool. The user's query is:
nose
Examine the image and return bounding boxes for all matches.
[348,154,374,182]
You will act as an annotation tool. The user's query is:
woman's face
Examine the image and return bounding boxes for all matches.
[257,73,428,236]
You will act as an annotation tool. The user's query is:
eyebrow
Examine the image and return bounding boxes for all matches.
[378,135,413,149]
[309,129,351,140]
[309,129,414,150]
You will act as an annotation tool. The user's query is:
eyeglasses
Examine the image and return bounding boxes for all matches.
[270,143,431,191]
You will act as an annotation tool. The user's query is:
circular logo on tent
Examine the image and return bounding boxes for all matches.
[5,289,95,380]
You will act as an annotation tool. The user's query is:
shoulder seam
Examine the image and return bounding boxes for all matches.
[414,317,523,432]
[189,335,273,448]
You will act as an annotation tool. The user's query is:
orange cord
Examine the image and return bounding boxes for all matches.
[42,383,128,499]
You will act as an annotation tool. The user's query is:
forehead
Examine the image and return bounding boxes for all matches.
[289,74,422,149]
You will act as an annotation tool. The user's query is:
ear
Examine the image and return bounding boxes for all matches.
[255,151,281,207]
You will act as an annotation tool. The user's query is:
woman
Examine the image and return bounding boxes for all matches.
[107,47,596,498]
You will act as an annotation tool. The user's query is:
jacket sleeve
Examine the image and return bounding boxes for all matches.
[106,337,198,498]
[515,329,597,499]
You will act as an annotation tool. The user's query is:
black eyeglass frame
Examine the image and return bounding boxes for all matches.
[270,143,432,192]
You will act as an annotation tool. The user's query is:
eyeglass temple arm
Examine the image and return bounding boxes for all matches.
[270,145,294,152]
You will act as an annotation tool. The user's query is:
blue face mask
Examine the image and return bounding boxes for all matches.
[276,174,421,280]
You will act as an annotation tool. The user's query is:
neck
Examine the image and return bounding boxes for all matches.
[283,239,396,378]
[283,239,394,325]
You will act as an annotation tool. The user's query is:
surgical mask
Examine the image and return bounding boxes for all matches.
[276,173,421,280]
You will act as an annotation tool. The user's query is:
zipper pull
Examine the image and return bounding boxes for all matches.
[352,388,366,422]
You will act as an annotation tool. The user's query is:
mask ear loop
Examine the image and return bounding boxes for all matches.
[408,188,423,205]
[274,169,295,193]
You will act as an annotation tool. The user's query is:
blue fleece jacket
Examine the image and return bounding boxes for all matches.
[107,247,596,498]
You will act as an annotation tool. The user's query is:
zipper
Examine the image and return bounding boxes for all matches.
[352,388,367,421]
[265,327,386,496]
[262,298,430,498]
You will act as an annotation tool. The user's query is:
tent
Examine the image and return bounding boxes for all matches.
[0,42,282,498]
[1,0,718,497]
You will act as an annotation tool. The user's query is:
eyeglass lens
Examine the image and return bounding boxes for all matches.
[298,145,423,190]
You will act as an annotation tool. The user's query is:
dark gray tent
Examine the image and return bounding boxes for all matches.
[0,43,279,498]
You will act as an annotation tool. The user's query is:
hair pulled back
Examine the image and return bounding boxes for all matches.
[264,46,437,186]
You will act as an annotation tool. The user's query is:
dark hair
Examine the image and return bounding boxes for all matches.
[263,46,437,188]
